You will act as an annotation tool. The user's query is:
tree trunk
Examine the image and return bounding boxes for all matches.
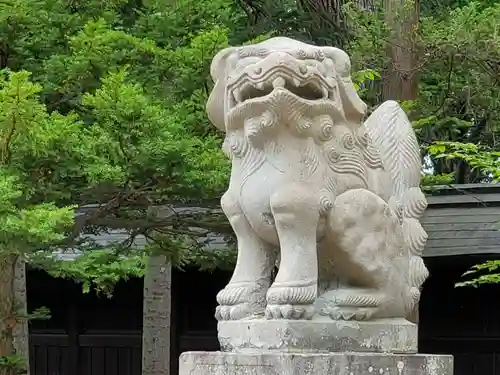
[382,0,420,101]
[0,255,16,375]
[382,0,422,322]
[13,258,29,375]
[142,256,172,375]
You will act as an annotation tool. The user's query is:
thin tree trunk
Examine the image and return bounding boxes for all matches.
[13,258,29,375]
[382,0,422,323]
[0,255,16,375]
[142,256,172,375]
[382,0,420,101]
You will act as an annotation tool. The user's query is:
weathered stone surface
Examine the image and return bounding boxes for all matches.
[179,352,453,375]
[218,318,417,354]
[207,36,429,325]
[195,37,453,375]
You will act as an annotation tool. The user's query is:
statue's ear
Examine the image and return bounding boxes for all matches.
[206,46,238,131]
[321,47,367,123]
[210,46,239,83]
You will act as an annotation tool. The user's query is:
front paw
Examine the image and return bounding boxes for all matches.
[265,282,317,320]
[215,283,267,321]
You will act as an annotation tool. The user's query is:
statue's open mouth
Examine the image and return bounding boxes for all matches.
[227,67,335,111]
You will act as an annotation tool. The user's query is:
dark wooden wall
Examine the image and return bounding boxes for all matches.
[420,255,500,375]
[170,267,230,375]
[28,269,143,375]
[27,267,230,375]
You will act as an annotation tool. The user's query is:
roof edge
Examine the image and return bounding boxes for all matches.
[424,183,500,206]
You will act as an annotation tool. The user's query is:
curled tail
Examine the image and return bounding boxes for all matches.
[364,101,429,314]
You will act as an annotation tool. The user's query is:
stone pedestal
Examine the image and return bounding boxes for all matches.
[180,351,454,375]
[218,318,417,354]
[181,319,453,375]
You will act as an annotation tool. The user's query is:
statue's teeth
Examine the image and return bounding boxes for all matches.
[233,89,242,103]
[255,82,265,90]
[272,77,286,88]
[322,87,329,98]
[292,78,301,87]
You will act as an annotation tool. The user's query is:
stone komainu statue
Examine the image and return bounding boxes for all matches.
[206,37,429,322]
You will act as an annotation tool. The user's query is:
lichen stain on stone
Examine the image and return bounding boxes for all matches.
[425,356,445,375]
[397,360,405,373]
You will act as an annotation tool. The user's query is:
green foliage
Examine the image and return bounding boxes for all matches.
[344,0,500,185]
[47,250,147,296]
[0,71,77,252]
[352,69,382,99]
[0,2,248,368]
[0,0,242,278]
[427,141,500,181]
[456,260,500,287]
[0,354,25,375]
[24,307,51,322]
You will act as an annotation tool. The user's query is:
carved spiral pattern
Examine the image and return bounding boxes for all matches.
[363,144,384,169]
[391,203,404,224]
[258,48,268,56]
[410,287,421,305]
[355,128,384,169]
[326,148,368,187]
[238,49,250,58]
[297,49,308,59]
[356,129,370,147]
[402,187,428,219]
[334,294,381,308]
[314,115,334,142]
[217,286,248,306]
[224,133,249,158]
[341,133,355,150]
[296,118,312,134]
[326,147,341,163]
[315,50,326,61]
[238,47,269,58]
[408,256,429,289]
[267,283,317,305]
[260,110,277,130]
[388,196,404,222]
[244,118,261,140]
[244,111,278,141]
[402,219,428,257]
[319,194,334,215]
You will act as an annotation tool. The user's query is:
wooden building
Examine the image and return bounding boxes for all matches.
[27,184,500,375]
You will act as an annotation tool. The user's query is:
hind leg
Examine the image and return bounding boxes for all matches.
[265,184,320,320]
[216,190,275,321]
[324,188,409,320]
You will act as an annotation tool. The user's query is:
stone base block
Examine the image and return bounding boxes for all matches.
[180,351,454,375]
[218,318,417,354]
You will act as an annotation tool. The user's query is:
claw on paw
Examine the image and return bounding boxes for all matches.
[265,304,315,320]
[264,283,317,320]
[215,303,264,321]
[328,306,376,321]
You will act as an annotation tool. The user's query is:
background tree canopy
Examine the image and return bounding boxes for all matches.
[0,0,498,294]
[1,0,500,372]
